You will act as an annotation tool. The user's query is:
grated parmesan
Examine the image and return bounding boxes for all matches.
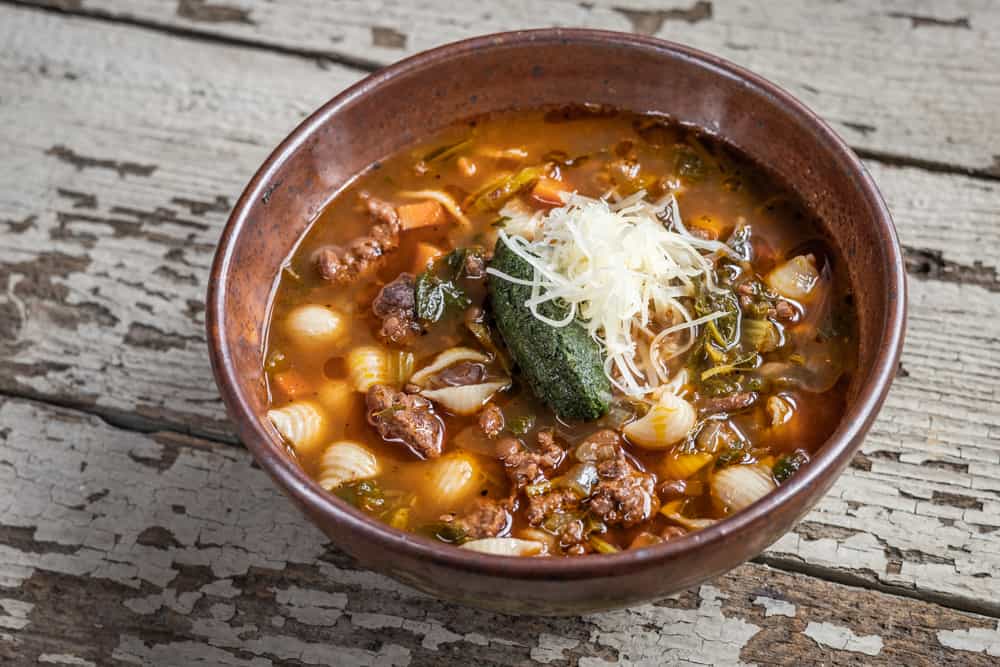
[486,190,730,397]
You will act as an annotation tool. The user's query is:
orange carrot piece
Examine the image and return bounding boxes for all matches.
[273,370,311,399]
[412,242,445,273]
[530,177,568,206]
[397,200,446,230]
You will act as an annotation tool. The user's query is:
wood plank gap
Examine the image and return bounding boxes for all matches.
[7,387,998,622]
[0,0,383,72]
[9,0,1000,186]
[0,387,240,446]
[755,553,1000,620]
[855,148,1000,184]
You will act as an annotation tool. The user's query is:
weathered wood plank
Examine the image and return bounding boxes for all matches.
[24,0,1000,176]
[2,395,998,666]
[2,5,1000,616]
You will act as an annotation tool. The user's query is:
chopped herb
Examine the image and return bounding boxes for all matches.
[715,447,750,468]
[414,270,470,324]
[588,535,619,554]
[335,480,386,514]
[583,514,606,537]
[467,165,545,212]
[491,215,511,228]
[506,415,536,436]
[419,521,468,544]
[773,449,810,483]
[444,247,483,279]
[696,285,740,350]
[700,352,759,382]
[421,139,470,163]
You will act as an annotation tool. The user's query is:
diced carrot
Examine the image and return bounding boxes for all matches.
[397,200,446,230]
[412,242,445,273]
[530,177,568,206]
[273,370,312,400]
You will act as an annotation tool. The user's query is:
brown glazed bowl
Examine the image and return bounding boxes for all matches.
[207,29,906,615]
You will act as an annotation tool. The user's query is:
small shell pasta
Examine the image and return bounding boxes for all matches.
[424,453,480,508]
[267,401,326,458]
[461,538,545,556]
[624,393,696,450]
[347,345,414,392]
[285,304,347,348]
[410,347,490,386]
[318,441,380,490]
[711,464,776,514]
[420,381,509,416]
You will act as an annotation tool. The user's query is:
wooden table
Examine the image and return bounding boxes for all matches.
[1,1,998,664]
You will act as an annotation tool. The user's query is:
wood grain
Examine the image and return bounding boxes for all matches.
[3,3,1000,662]
[1,395,998,666]
[22,0,1000,176]
[1,5,999,617]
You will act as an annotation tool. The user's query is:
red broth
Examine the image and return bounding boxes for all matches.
[263,107,856,556]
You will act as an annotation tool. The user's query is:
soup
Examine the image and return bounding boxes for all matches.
[263,107,856,557]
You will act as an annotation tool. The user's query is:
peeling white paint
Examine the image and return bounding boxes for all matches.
[531,633,580,663]
[938,622,1000,657]
[273,586,347,626]
[804,621,884,656]
[38,654,97,666]
[0,598,33,630]
[581,586,760,666]
[752,596,796,618]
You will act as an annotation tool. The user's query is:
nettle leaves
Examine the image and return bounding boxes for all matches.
[414,248,483,324]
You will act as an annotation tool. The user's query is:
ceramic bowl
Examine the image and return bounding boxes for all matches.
[207,29,906,615]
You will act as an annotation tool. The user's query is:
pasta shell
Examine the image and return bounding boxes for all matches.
[623,393,696,449]
[410,347,491,386]
[461,538,545,557]
[420,381,509,416]
[424,453,481,508]
[267,402,326,457]
[285,304,347,348]
[346,345,414,392]
[515,528,557,553]
[318,441,380,491]
[711,464,776,514]
[765,254,818,301]
[660,452,713,480]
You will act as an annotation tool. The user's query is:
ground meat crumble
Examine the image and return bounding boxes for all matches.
[496,429,565,489]
[478,404,504,438]
[315,193,401,284]
[453,497,511,539]
[371,272,421,346]
[366,384,444,459]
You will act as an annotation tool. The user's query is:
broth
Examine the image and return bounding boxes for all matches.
[263,107,856,556]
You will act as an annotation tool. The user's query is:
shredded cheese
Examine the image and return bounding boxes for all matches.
[486,190,730,397]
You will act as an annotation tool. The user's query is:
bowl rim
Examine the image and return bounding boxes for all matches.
[207,27,906,580]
